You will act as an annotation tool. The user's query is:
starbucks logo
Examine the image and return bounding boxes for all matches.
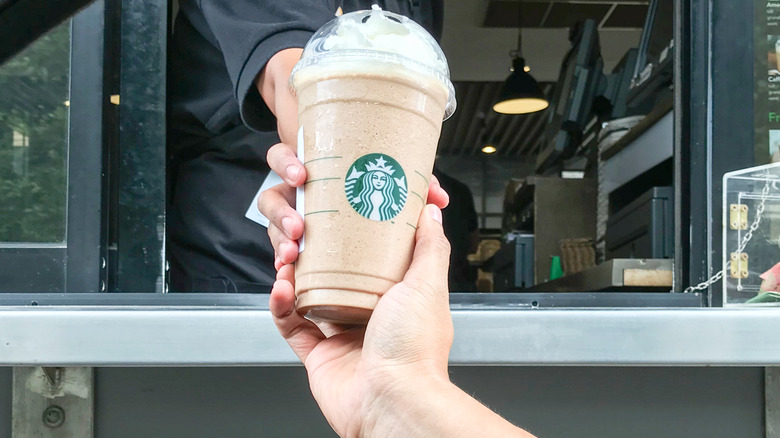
[345,154,408,221]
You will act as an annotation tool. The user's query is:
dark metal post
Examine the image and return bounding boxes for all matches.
[673,0,709,300]
[674,0,756,305]
[116,0,168,292]
[67,0,106,293]
[707,0,756,306]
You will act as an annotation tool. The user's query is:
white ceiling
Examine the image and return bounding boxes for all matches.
[440,0,642,82]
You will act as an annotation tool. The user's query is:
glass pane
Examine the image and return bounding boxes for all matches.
[0,21,70,243]
[758,2,780,166]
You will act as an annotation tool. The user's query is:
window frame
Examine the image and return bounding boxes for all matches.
[0,1,106,293]
[0,0,754,308]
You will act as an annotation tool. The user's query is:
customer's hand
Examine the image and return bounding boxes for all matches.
[270,204,536,437]
[269,204,453,437]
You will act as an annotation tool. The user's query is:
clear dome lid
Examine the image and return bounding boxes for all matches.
[290,5,456,120]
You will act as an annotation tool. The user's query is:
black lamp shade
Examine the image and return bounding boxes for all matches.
[492,58,549,114]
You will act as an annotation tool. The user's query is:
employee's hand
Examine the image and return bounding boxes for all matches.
[257,48,307,272]
[269,204,453,437]
[256,48,449,277]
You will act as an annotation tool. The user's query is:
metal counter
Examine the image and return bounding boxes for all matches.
[0,293,778,367]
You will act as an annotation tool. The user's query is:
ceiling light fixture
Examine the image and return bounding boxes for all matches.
[492,3,549,115]
[482,145,497,154]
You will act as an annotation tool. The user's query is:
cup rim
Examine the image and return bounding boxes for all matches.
[290,49,457,121]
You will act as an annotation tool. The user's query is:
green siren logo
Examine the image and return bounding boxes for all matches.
[345,154,408,221]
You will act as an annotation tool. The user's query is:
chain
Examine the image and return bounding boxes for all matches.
[684,268,726,293]
[684,180,772,293]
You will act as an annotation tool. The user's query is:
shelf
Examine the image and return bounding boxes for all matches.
[0,293,779,366]
[527,258,673,292]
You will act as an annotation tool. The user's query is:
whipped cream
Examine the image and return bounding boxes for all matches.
[316,5,448,75]
[291,5,456,120]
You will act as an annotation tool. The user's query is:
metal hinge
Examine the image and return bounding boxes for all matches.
[729,204,748,230]
[12,367,93,438]
[730,252,749,279]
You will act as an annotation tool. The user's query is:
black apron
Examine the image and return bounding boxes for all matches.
[168,1,441,292]
[168,123,279,293]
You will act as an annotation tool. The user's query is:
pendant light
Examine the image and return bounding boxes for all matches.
[492,2,549,114]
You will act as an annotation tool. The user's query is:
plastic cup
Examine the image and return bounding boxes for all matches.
[289,6,456,324]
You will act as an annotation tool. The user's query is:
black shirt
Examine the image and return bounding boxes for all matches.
[167,0,443,292]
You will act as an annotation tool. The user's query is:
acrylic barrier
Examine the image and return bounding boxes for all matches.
[723,162,780,305]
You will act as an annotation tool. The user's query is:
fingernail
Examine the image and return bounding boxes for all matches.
[281,217,293,236]
[286,165,300,182]
[428,205,442,224]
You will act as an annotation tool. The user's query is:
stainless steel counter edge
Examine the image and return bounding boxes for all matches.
[0,307,779,366]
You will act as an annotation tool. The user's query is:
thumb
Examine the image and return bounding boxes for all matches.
[402,205,451,297]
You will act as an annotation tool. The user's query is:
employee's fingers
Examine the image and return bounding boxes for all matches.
[269,224,300,267]
[428,175,449,209]
[258,184,303,239]
[402,205,451,301]
[259,182,303,267]
[270,264,326,364]
[266,142,307,187]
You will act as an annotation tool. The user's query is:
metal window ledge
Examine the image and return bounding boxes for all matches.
[1,300,779,366]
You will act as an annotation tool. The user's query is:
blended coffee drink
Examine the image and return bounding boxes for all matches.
[289,6,456,324]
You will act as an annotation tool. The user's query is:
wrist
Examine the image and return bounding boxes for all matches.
[359,371,533,438]
[257,48,303,144]
[360,374,457,437]
[258,48,302,100]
